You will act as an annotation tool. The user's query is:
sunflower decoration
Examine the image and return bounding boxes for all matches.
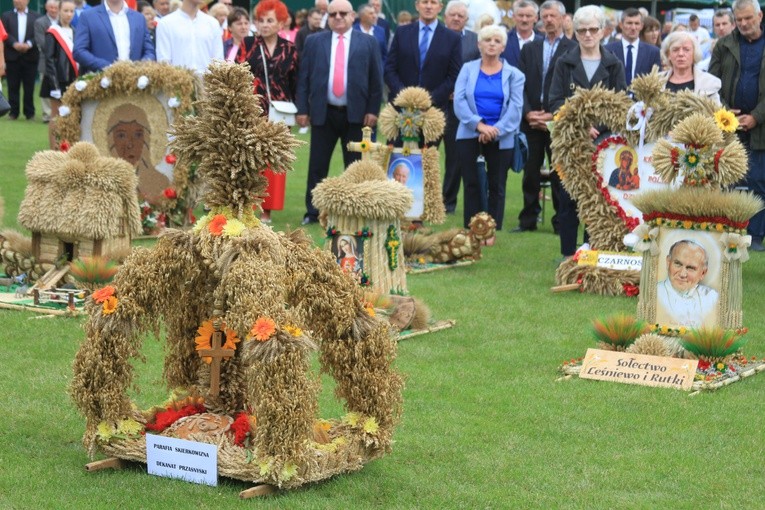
[652,113,748,189]
[714,108,739,133]
[195,320,240,363]
[378,87,445,145]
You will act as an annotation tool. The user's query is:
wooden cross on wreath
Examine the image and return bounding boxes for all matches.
[347,126,387,161]
[197,319,234,397]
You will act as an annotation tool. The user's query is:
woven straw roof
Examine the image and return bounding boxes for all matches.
[312,160,413,220]
[18,142,142,239]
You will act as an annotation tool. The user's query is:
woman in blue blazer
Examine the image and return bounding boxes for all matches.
[454,25,525,240]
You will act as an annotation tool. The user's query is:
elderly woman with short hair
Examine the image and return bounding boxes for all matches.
[660,31,721,103]
[548,5,626,258]
[453,25,525,242]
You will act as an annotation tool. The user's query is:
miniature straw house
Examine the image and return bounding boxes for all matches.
[312,160,413,295]
[18,143,142,266]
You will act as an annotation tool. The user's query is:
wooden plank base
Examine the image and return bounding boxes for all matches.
[85,458,123,472]
[239,485,276,498]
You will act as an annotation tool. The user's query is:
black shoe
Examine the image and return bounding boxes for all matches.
[751,238,765,252]
[510,226,537,233]
[301,216,318,226]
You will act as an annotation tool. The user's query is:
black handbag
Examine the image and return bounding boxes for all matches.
[0,89,10,117]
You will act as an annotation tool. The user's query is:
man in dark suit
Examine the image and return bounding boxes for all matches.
[513,0,574,233]
[73,0,155,74]
[442,0,479,213]
[354,3,387,68]
[604,7,661,87]
[295,8,324,59]
[2,0,40,120]
[501,0,541,68]
[385,0,462,115]
[297,0,383,225]
[369,0,390,42]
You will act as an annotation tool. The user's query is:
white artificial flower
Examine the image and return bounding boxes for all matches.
[623,233,639,248]
[719,232,752,262]
[100,77,111,89]
[137,75,150,89]
[168,97,181,108]
[58,106,71,117]
[74,80,87,92]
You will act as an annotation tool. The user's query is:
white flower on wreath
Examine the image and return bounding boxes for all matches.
[629,224,659,255]
[719,232,751,262]
[58,105,71,117]
[168,97,181,108]
[100,77,111,89]
[137,75,150,90]
[74,80,87,92]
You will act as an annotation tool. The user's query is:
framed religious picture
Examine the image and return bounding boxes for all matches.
[56,62,197,233]
[387,154,424,220]
[594,136,674,226]
[332,234,365,283]
[654,230,722,329]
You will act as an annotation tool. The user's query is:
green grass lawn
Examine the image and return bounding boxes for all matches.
[1,99,764,509]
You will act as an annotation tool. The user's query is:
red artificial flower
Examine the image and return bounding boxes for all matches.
[165,153,177,165]
[208,214,227,236]
[59,140,71,152]
[623,283,640,297]
[144,404,206,432]
[163,187,177,199]
[697,359,711,371]
[230,412,251,446]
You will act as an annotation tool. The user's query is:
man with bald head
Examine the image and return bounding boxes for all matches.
[656,240,719,328]
[297,0,383,225]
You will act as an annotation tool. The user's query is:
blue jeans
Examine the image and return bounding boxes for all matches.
[747,149,765,239]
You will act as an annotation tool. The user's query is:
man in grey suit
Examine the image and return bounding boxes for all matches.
[33,0,58,122]
[442,0,479,213]
[296,0,383,225]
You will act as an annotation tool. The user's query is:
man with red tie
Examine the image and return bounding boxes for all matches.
[296,0,383,225]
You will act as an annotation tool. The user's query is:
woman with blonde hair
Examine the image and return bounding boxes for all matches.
[454,25,525,242]
[660,31,720,103]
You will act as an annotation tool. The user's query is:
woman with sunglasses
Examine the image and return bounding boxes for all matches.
[548,5,626,259]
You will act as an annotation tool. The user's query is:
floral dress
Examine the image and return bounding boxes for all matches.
[244,36,298,211]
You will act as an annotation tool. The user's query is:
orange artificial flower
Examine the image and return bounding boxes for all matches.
[208,214,228,236]
[249,317,276,342]
[102,296,118,315]
[92,285,115,304]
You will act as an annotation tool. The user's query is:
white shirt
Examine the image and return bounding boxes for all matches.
[689,26,711,44]
[107,3,131,61]
[621,38,638,79]
[16,9,29,44]
[156,8,223,74]
[656,279,719,328]
[327,28,352,106]
[516,31,535,50]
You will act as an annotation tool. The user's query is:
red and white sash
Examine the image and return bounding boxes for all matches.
[47,25,79,77]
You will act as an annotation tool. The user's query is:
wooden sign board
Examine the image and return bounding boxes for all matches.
[579,348,698,391]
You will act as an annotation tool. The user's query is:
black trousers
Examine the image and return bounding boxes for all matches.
[518,128,559,230]
[456,138,513,231]
[442,101,461,213]
[6,59,37,118]
[304,106,363,220]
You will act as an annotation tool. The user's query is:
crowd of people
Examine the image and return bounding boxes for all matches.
[1,0,764,252]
